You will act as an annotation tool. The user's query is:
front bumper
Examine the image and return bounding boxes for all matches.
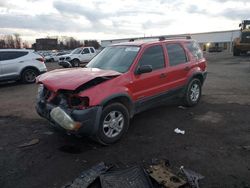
[36,99,102,135]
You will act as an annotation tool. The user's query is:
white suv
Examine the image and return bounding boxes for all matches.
[58,47,96,67]
[0,49,47,83]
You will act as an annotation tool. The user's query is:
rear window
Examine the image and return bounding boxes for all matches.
[185,41,203,60]
[90,48,95,53]
[0,51,28,61]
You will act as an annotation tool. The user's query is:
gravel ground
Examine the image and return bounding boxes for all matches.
[0,52,250,188]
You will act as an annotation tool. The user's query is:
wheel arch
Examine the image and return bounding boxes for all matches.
[188,72,204,85]
[20,66,40,77]
[101,94,135,118]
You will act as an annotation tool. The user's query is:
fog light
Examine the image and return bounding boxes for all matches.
[50,107,81,131]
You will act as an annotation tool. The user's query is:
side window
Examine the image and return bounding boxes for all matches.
[82,48,90,54]
[166,44,187,66]
[138,45,165,71]
[185,41,203,60]
[90,48,95,53]
[0,51,28,61]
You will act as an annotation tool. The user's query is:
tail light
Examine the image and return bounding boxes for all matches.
[36,57,44,62]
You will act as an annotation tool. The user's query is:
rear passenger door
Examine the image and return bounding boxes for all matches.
[165,43,190,89]
[0,51,28,79]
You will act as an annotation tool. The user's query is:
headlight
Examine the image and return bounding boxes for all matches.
[38,84,44,94]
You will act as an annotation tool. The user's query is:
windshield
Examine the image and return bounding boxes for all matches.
[86,46,140,73]
[71,48,82,54]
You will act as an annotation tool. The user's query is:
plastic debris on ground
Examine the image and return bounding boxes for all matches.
[100,166,153,188]
[147,160,186,188]
[174,128,185,135]
[180,166,204,188]
[63,162,110,188]
[18,138,40,148]
[178,106,187,110]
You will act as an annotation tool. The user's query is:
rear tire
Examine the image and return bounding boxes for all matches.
[21,68,38,84]
[95,103,129,145]
[183,79,202,107]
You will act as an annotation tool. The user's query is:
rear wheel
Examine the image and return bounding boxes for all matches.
[21,68,38,83]
[183,79,201,107]
[95,103,129,145]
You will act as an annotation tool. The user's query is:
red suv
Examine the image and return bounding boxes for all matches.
[36,38,207,144]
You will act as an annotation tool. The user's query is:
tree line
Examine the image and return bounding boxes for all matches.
[0,34,101,50]
[0,34,29,49]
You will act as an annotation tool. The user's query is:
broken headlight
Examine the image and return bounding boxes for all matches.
[69,96,89,110]
[38,84,44,94]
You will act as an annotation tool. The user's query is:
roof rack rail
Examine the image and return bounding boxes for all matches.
[128,35,191,43]
[158,35,191,41]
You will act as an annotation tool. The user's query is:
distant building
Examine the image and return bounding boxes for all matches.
[35,38,58,51]
[101,30,240,52]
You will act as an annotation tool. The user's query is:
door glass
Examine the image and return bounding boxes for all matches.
[138,45,165,71]
[166,44,187,66]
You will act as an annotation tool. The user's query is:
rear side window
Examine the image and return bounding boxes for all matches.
[138,45,165,70]
[185,41,203,60]
[0,51,28,61]
[82,48,90,54]
[90,48,95,53]
[166,44,187,66]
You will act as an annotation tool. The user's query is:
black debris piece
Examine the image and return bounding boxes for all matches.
[100,166,153,188]
[63,162,110,188]
[180,166,204,188]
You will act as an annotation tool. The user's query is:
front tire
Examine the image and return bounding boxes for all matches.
[71,59,80,67]
[95,103,129,145]
[233,46,240,56]
[183,79,202,107]
[21,68,38,83]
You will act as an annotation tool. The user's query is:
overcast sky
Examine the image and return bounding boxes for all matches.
[0,0,249,42]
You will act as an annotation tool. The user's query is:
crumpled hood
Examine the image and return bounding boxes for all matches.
[37,68,121,92]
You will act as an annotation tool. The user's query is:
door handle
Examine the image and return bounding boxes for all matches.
[159,73,167,78]
[184,66,190,71]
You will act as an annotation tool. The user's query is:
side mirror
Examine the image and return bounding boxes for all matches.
[136,65,153,75]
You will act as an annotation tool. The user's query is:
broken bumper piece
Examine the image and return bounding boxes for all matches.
[36,101,102,135]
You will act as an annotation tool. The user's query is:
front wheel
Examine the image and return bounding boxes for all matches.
[95,103,129,145]
[183,79,202,107]
[71,59,80,67]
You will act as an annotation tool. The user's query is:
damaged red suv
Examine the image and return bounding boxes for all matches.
[36,38,207,144]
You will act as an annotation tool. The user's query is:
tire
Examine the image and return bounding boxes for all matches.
[233,47,240,56]
[50,58,54,62]
[71,59,80,67]
[183,78,202,107]
[95,103,129,145]
[21,68,38,84]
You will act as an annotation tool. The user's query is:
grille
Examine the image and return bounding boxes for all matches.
[241,33,250,43]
